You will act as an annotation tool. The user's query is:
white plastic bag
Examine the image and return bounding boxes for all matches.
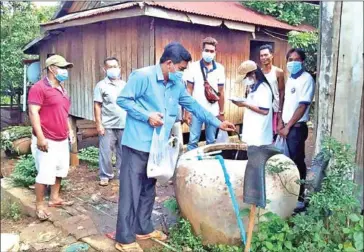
[215,129,229,143]
[147,127,180,184]
[274,135,290,157]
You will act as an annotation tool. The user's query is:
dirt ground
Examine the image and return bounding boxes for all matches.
[1,128,315,236]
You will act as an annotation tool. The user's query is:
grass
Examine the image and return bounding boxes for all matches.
[1,201,22,221]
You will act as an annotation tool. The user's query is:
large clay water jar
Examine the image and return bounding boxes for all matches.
[12,137,31,155]
[175,143,300,245]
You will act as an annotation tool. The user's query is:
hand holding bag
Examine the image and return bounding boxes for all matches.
[274,135,290,157]
[147,127,180,184]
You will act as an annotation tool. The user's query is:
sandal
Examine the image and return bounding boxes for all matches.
[105,231,116,240]
[48,200,74,207]
[99,178,109,186]
[136,230,167,241]
[115,242,143,252]
[36,209,51,221]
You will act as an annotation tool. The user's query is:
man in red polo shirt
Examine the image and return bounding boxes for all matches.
[28,55,75,220]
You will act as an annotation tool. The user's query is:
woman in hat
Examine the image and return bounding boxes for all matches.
[233,60,273,146]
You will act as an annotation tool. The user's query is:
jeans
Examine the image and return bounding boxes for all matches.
[187,114,218,151]
[286,123,308,202]
[98,129,123,180]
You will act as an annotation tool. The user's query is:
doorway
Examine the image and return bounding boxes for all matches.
[249,41,274,67]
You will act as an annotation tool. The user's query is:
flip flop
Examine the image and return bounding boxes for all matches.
[36,209,51,221]
[48,200,74,207]
[136,230,167,241]
[106,231,116,240]
[115,242,143,252]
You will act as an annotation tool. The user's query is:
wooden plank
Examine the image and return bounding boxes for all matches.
[149,18,155,65]
[131,18,138,72]
[331,1,363,149]
[315,2,342,153]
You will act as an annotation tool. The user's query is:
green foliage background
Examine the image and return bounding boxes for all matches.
[0,2,58,92]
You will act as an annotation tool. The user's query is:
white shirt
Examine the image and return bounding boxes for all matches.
[185,60,225,116]
[282,71,315,124]
[242,81,273,146]
[264,66,280,112]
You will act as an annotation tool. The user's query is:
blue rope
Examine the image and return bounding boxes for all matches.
[215,155,247,245]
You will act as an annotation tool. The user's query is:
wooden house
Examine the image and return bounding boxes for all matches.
[23,1,314,148]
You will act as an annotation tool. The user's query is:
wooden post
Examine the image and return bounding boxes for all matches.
[70,116,79,167]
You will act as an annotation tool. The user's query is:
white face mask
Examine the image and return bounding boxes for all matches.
[243,77,255,86]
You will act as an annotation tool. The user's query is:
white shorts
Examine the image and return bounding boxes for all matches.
[31,135,70,185]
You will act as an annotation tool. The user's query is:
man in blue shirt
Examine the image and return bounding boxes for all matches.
[114,42,235,251]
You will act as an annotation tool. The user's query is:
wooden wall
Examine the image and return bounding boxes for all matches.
[39,16,155,120]
[155,19,290,132]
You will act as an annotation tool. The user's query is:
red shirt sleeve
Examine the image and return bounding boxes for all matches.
[28,84,44,105]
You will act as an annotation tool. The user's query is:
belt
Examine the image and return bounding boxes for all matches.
[284,122,307,128]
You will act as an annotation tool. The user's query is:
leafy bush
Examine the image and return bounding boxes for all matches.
[0,126,32,152]
[288,31,319,74]
[78,146,99,169]
[78,146,116,170]
[163,197,179,214]
[10,155,37,187]
[242,2,319,27]
[1,201,22,221]
[10,155,69,189]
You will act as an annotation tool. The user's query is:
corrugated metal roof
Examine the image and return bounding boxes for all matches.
[147,2,315,32]
[42,1,315,32]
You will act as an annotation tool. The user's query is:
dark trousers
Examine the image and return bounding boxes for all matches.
[115,145,156,244]
[286,123,308,202]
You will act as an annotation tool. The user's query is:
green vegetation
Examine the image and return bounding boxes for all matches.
[0,2,58,91]
[242,1,319,27]
[11,155,69,189]
[163,137,363,252]
[10,155,37,187]
[78,146,116,170]
[1,201,22,221]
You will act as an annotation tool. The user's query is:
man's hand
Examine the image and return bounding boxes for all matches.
[183,111,192,126]
[69,130,76,144]
[148,112,164,127]
[37,137,48,152]
[96,124,105,136]
[217,114,225,122]
[277,117,284,132]
[279,126,290,138]
[219,121,236,132]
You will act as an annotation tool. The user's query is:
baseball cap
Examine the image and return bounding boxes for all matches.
[235,60,257,83]
[45,55,73,69]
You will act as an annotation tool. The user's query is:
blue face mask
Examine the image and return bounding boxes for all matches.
[287,61,302,75]
[55,68,69,82]
[168,64,184,83]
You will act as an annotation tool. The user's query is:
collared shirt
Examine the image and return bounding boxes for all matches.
[94,77,127,129]
[282,70,315,123]
[242,81,273,146]
[185,60,225,116]
[117,64,222,153]
[28,77,71,141]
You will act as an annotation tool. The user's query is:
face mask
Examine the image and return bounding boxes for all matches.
[202,51,215,63]
[106,68,121,79]
[168,64,184,83]
[55,68,68,82]
[287,61,302,75]
[243,77,255,86]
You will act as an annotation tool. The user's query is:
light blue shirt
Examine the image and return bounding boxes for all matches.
[116,64,221,153]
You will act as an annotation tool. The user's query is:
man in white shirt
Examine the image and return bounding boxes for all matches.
[278,48,315,212]
[94,57,127,186]
[184,37,226,150]
[259,44,285,139]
